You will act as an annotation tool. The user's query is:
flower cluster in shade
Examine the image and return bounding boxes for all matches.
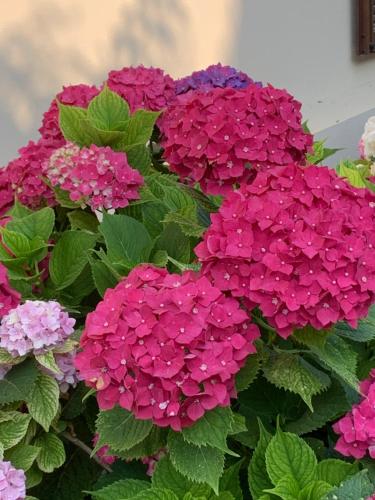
[0,263,21,320]
[107,65,175,112]
[0,460,26,500]
[45,143,144,211]
[333,369,375,459]
[76,265,259,431]
[175,63,261,95]
[195,163,375,338]
[0,300,75,357]
[92,434,117,465]
[159,85,313,195]
[43,351,81,393]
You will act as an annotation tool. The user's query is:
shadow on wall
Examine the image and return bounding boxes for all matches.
[0,0,185,165]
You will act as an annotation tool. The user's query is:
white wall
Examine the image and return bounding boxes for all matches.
[0,0,374,164]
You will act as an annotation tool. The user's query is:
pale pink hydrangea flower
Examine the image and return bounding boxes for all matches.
[0,460,26,500]
[76,264,259,431]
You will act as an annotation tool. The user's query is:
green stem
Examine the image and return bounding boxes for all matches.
[60,431,112,473]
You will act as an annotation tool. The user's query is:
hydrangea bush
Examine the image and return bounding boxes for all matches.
[0,64,374,500]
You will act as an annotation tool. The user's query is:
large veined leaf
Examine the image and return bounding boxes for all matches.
[0,359,39,404]
[0,412,31,449]
[316,459,358,487]
[235,353,261,392]
[324,470,373,499]
[7,207,55,242]
[27,373,60,431]
[58,104,90,146]
[87,85,130,131]
[34,432,66,473]
[264,474,299,499]
[90,478,151,500]
[248,420,273,499]
[5,443,41,471]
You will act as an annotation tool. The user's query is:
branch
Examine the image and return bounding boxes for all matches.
[60,431,113,473]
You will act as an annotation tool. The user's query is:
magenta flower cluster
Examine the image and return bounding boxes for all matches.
[0,300,75,357]
[175,63,260,95]
[92,433,117,465]
[76,265,259,431]
[107,65,175,112]
[333,369,375,459]
[0,263,20,320]
[160,85,313,195]
[0,460,26,500]
[196,163,375,337]
[45,143,144,211]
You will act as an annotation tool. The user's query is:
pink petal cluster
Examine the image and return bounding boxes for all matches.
[0,300,75,357]
[45,143,144,211]
[53,352,81,393]
[0,263,21,320]
[0,168,14,217]
[195,163,375,337]
[159,85,313,195]
[333,369,375,459]
[39,83,99,146]
[107,65,175,112]
[0,460,26,500]
[75,264,259,431]
[92,434,117,465]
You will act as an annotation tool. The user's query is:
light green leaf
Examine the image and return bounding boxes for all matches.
[235,353,261,392]
[263,352,330,411]
[152,249,169,267]
[34,432,66,473]
[90,478,151,499]
[0,348,24,365]
[182,407,237,456]
[35,351,61,375]
[316,459,358,487]
[49,230,98,289]
[7,201,33,218]
[337,160,367,188]
[132,489,179,500]
[0,228,46,258]
[248,420,273,500]
[0,359,39,404]
[0,412,31,449]
[7,207,55,242]
[96,406,153,452]
[298,480,332,499]
[324,470,373,499]
[168,432,225,495]
[265,474,299,499]
[87,85,130,130]
[58,103,90,146]
[27,373,59,431]
[265,429,317,488]
[122,109,160,147]
[5,443,41,471]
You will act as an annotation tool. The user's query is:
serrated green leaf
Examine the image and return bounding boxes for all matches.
[168,432,225,495]
[248,420,273,499]
[335,306,375,342]
[87,85,130,130]
[27,373,59,431]
[264,474,299,499]
[35,350,61,374]
[161,188,195,213]
[265,429,317,488]
[90,258,119,297]
[155,223,191,263]
[316,459,358,487]
[34,432,66,473]
[285,380,349,435]
[229,413,247,435]
[96,406,153,452]
[0,228,46,258]
[337,160,367,188]
[7,207,55,242]
[220,460,244,500]
[0,348,24,365]
[25,464,43,489]
[133,489,179,500]
[122,109,160,147]
[235,353,261,392]
[263,352,330,411]
[152,249,169,267]
[142,202,169,239]
[0,412,31,449]
[153,456,201,498]
[7,201,33,218]
[163,208,205,238]
[58,104,90,146]
[5,443,40,471]
[68,210,99,233]
[182,407,237,456]
[298,480,332,499]
[53,185,81,208]
[49,230,97,289]
[90,478,151,499]
[125,145,152,175]
[324,470,373,499]
[114,427,167,461]
[0,359,39,404]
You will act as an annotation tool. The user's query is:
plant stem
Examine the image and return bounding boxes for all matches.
[60,431,112,473]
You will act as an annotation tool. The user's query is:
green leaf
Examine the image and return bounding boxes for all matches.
[90,259,119,297]
[125,145,152,175]
[324,470,373,499]
[235,353,261,392]
[99,213,152,265]
[0,359,39,404]
[7,201,33,218]
[265,429,317,488]
[152,249,169,267]
[263,352,330,411]
[27,373,59,431]
[163,207,205,238]
[229,413,247,435]
[316,459,358,487]
[68,210,99,233]
[90,478,151,499]
[122,109,160,147]
[132,489,179,500]
[182,407,237,456]
[96,406,153,452]
[0,228,46,258]
[142,202,169,239]
[79,119,127,147]
[155,223,191,263]
[35,351,61,374]
[335,306,375,342]
[153,456,195,497]
[0,348,23,365]
[0,412,31,449]
[114,427,167,461]
[337,160,367,188]
[34,432,66,473]
[49,230,98,289]
[285,380,349,435]
[168,432,225,495]
[220,460,244,500]
[265,474,300,499]
[25,464,43,489]
[53,185,81,208]
[248,420,273,500]
[7,207,55,241]
[298,480,332,499]
[58,103,90,146]
[87,85,130,130]
[5,443,40,471]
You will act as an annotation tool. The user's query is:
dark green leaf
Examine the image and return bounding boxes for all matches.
[248,420,273,499]
[0,359,39,404]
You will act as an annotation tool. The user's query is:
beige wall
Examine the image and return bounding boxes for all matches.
[1,0,375,164]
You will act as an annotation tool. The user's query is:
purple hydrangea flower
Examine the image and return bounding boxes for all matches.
[175,63,261,95]
[54,352,81,393]
[0,460,26,499]
[0,300,75,357]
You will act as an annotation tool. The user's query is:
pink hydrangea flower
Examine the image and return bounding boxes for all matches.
[159,85,313,195]
[0,168,14,217]
[76,265,259,431]
[0,460,26,500]
[44,143,144,211]
[92,434,117,465]
[0,264,21,320]
[195,163,375,338]
[0,300,75,357]
[107,65,175,112]
[39,84,99,147]
[333,369,375,460]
